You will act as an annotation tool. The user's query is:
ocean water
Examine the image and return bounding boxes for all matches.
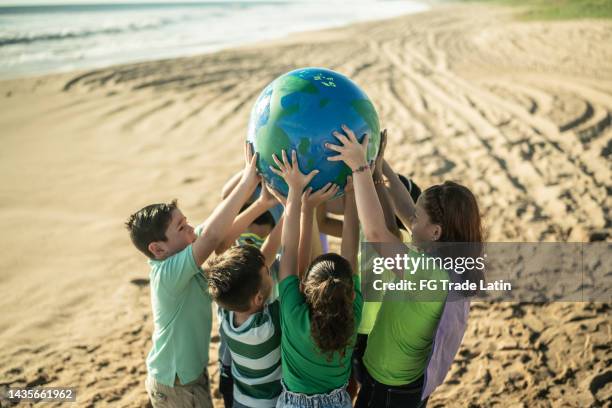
[0,1,428,79]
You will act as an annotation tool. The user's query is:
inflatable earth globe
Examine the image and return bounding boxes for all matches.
[246,67,380,197]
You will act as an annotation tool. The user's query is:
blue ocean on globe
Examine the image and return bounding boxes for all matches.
[246,67,380,196]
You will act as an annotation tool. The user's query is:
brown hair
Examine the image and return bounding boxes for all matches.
[125,199,178,259]
[422,181,484,291]
[206,245,265,311]
[303,253,355,361]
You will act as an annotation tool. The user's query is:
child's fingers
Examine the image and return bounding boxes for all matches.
[302,186,313,199]
[332,131,350,146]
[304,169,319,183]
[326,154,343,162]
[250,152,259,168]
[291,150,298,169]
[360,133,370,148]
[281,149,289,167]
[380,129,387,149]
[269,165,284,177]
[315,182,332,196]
[272,154,285,171]
[323,184,339,198]
[341,124,357,142]
[244,141,251,163]
[325,142,344,153]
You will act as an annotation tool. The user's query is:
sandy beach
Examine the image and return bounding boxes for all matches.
[0,2,610,407]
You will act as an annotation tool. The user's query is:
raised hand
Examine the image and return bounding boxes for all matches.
[269,149,318,193]
[373,128,387,177]
[259,179,279,207]
[344,175,354,195]
[263,181,286,207]
[302,182,339,210]
[326,124,370,172]
[241,141,260,188]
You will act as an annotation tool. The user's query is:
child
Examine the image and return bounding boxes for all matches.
[125,143,260,408]
[271,150,362,408]
[206,234,281,407]
[206,177,336,408]
[213,182,281,408]
[327,125,483,408]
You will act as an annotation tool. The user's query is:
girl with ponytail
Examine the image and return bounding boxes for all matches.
[268,150,362,408]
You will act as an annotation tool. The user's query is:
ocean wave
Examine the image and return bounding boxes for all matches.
[0,16,182,47]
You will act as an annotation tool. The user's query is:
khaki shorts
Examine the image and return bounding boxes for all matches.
[146,371,212,408]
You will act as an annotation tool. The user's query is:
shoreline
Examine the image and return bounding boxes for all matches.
[0,0,431,81]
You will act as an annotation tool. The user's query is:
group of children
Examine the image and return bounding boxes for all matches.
[126,125,483,408]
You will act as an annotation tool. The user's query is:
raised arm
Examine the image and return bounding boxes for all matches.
[316,202,344,238]
[326,125,398,244]
[382,159,417,232]
[214,181,279,254]
[221,169,244,199]
[298,183,339,280]
[270,150,318,282]
[261,216,284,268]
[340,177,359,273]
[373,130,401,239]
[192,143,260,266]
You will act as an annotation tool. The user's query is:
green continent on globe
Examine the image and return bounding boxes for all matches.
[298,137,311,155]
[256,76,319,166]
[351,99,380,159]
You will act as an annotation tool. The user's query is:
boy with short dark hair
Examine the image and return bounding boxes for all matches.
[125,144,260,408]
[206,188,286,408]
[211,182,284,408]
[206,239,282,408]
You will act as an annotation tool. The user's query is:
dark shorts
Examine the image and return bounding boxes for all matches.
[355,368,428,408]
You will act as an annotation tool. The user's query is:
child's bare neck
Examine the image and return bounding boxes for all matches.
[233,306,264,326]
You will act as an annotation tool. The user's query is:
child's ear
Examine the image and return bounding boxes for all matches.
[431,225,442,241]
[148,242,166,259]
[254,292,264,308]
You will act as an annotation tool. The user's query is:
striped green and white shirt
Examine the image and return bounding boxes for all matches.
[218,300,282,407]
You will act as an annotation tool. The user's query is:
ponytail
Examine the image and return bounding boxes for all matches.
[303,254,355,361]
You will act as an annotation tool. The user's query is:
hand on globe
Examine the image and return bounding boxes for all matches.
[259,180,279,207]
[269,150,319,194]
[344,176,354,195]
[263,181,286,207]
[241,141,260,188]
[326,124,370,171]
[373,128,388,177]
[302,182,339,210]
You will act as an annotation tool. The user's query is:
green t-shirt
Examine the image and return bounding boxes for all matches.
[147,225,212,387]
[357,230,412,334]
[363,252,447,386]
[278,275,363,394]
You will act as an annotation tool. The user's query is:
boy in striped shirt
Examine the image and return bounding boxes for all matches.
[207,234,283,407]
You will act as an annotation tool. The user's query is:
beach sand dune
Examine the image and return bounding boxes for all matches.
[0,4,610,407]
